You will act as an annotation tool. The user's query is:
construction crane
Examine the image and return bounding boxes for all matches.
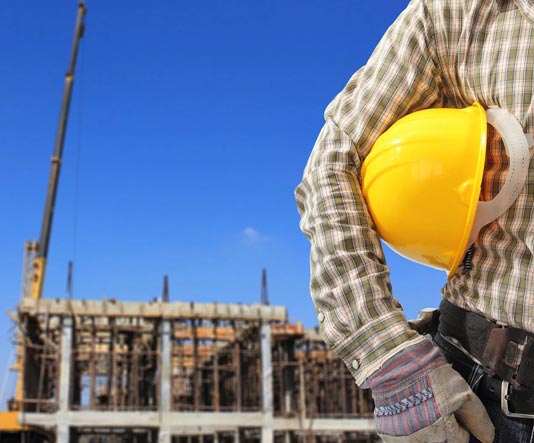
[0,1,87,437]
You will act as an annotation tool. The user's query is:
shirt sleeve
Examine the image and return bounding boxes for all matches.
[295,0,445,385]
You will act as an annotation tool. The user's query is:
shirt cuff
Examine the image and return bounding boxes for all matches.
[327,310,426,385]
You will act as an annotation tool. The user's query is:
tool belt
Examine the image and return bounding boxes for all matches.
[436,298,534,418]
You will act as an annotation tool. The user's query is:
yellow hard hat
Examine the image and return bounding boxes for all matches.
[361,103,530,278]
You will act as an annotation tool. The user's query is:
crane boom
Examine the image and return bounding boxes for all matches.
[30,1,87,300]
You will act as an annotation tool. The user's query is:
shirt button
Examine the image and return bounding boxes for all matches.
[317,312,325,322]
[352,360,360,370]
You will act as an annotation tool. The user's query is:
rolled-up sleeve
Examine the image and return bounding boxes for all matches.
[295,0,445,385]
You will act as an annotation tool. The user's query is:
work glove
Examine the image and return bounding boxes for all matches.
[363,339,494,443]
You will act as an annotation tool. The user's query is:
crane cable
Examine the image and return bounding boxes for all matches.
[69,21,86,300]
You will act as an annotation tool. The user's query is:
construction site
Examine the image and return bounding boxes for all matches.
[0,3,378,442]
[1,293,377,443]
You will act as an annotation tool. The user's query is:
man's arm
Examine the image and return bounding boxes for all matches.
[295,0,444,384]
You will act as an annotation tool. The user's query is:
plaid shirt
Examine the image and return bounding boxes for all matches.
[295,0,534,385]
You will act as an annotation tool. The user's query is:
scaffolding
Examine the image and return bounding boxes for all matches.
[7,298,377,443]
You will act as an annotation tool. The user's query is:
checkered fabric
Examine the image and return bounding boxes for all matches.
[295,0,534,385]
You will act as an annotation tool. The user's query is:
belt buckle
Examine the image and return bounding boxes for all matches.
[501,381,534,419]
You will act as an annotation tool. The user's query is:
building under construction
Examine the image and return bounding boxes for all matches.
[2,296,377,443]
[0,3,377,442]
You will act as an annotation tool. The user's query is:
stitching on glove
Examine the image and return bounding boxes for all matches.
[374,387,434,416]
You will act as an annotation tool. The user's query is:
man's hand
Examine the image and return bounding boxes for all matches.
[363,340,494,443]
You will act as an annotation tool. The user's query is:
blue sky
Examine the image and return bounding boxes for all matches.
[0,0,447,405]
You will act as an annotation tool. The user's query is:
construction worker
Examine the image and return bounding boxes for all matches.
[295,1,534,442]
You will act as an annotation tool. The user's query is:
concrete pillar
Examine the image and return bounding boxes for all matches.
[57,316,73,443]
[160,320,172,412]
[159,428,172,443]
[159,320,172,443]
[298,359,306,422]
[59,317,73,411]
[261,323,273,443]
[57,425,69,443]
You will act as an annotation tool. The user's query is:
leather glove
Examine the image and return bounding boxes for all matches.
[363,339,495,443]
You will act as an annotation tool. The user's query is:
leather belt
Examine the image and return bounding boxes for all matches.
[438,298,534,388]
[435,331,534,418]
[436,299,534,418]
[482,377,534,419]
